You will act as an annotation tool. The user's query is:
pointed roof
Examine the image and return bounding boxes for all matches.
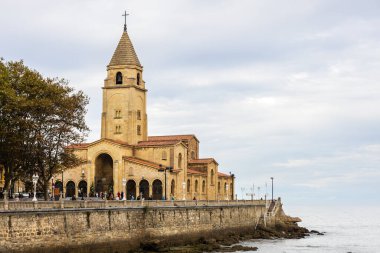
[109,31,141,67]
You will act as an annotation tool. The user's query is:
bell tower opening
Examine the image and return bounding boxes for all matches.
[116,72,123,84]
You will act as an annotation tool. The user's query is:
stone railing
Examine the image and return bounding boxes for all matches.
[0,199,267,211]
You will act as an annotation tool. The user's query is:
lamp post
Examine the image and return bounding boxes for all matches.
[241,187,245,200]
[158,165,172,200]
[122,178,127,200]
[182,181,186,200]
[32,173,39,202]
[270,177,274,202]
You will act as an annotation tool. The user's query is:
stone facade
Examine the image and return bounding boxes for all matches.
[0,204,269,252]
[58,27,234,201]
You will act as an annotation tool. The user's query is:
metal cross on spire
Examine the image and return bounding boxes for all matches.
[122,11,129,31]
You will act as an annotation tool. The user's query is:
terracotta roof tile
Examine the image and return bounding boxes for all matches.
[148,135,198,142]
[218,172,231,178]
[189,158,218,165]
[137,140,180,147]
[123,157,161,169]
[66,143,89,149]
[187,169,207,175]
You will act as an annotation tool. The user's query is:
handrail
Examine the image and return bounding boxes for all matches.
[0,199,267,211]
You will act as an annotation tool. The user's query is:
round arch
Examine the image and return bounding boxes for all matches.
[78,180,87,197]
[152,179,163,200]
[95,153,113,194]
[139,180,149,200]
[126,180,136,200]
[66,181,75,198]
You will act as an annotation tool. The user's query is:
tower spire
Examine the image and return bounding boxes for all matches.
[122,11,129,31]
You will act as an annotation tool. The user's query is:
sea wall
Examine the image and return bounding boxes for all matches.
[0,203,272,252]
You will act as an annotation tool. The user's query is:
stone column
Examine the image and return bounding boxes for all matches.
[87,160,91,197]
[113,160,119,195]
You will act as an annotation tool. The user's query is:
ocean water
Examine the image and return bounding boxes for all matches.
[229,205,380,253]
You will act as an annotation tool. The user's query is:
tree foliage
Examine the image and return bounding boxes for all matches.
[0,59,89,199]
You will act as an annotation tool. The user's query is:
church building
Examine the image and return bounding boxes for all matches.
[61,25,235,201]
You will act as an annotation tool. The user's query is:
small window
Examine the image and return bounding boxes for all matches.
[191,151,195,159]
[114,110,122,119]
[202,180,205,193]
[178,153,182,169]
[137,125,141,135]
[187,179,191,193]
[128,167,134,176]
[137,110,141,120]
[224,182,227,194]
[137,73,140,85]
[218,181,221,194]
[115,125,122,134]
[162,151,167,160]
[116,72,123,84]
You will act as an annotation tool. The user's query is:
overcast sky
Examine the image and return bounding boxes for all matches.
[1,0,380,206]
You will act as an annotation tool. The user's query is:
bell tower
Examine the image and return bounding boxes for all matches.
[101,25,148,145]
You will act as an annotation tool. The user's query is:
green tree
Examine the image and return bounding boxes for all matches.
[0,59,89,199]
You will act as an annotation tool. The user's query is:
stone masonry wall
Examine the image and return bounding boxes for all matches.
[0,204,267,252]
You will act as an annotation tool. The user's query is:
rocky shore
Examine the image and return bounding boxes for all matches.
[136,217,321,253]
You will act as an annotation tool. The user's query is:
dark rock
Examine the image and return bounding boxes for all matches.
[140,239,161,251]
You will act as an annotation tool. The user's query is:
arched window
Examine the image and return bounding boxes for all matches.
[128,167,134,176]
[116,72,123,84]
[224,182,227,194]
[218,182,221,194]
[178,153,182,169]
[137,73,141,85]
[211,169,215,185]
[191,151,195,159]
[195,180,198,192]
[162,151,167,160]
[202,180,206,193]
[170,179,175,196]
[187,179,191,193]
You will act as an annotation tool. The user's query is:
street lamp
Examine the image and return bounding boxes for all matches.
[122,178,127,200]
[32,173,39,202]
[270,177,274,202]
[241,187,245,200]
[158,165,173,200]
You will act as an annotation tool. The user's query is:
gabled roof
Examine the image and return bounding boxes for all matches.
[109,31,141,67]
[123,156,161,170]
[66,138,130,150]
[187,169,207,175]
[218,172,232,178]
[189,158,219,165]
[66,143,89,149]
[148,134,199,143]
[137,140,180,147]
